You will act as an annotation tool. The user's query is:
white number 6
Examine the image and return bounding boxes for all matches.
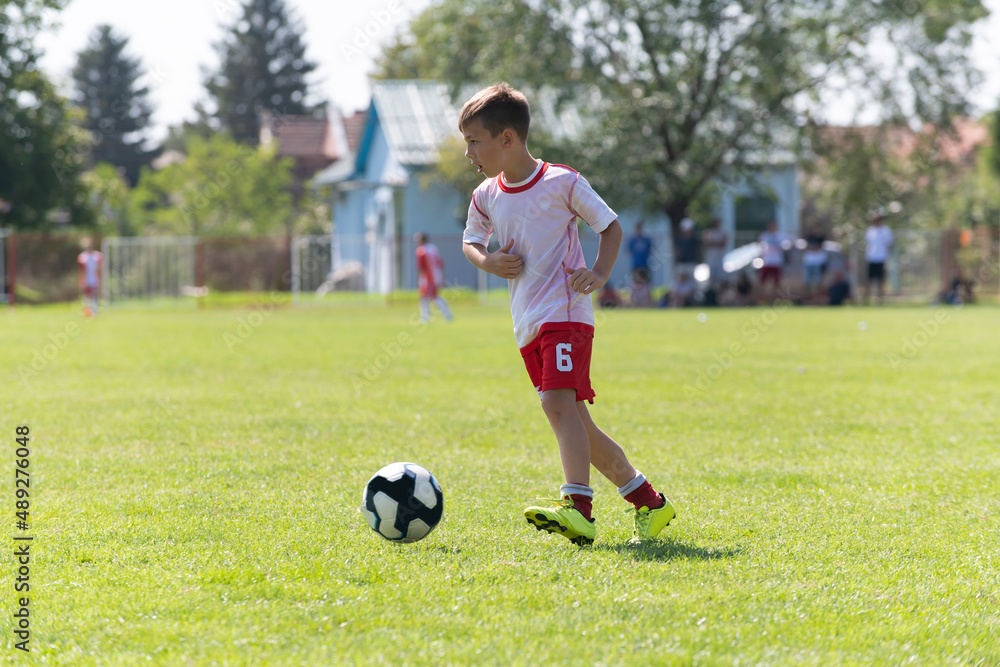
[555,343,573,371]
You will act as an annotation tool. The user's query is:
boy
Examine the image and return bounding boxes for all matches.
[459,82,675,545]
[77,238,102,317]
[414,232,454,323]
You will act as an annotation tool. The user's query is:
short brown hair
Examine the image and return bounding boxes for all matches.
[458,82,530,141]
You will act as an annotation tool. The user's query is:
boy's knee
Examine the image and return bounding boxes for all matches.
[540,389,577,420]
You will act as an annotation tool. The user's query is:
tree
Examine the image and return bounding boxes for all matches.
[81,163,134,235]
[378,0,988,233]
[0,0,94,230]
[71,24,158,186]
[202,0,322,145]
[131,133,295,236]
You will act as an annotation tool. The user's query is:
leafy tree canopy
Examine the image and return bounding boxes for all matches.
[1,0,94,229]
[71,24,158,186]
[131,133,294,236]
[377,0,988,229]
[202,0,323,145]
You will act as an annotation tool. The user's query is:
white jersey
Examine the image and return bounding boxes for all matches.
[865,225,894,262]
[463,161,617,348]
[758,231,786,267]
[78,250,102,287]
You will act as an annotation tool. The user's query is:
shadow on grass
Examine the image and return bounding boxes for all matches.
[595,538,742,562]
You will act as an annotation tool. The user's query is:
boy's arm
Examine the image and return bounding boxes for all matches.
[564,219,622,294]
[463,239,523,279]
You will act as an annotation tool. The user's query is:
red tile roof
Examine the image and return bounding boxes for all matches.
[341,110,367,153]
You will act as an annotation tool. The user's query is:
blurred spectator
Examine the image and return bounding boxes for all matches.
[802,236,827,299]
[757,220,787,304]
[629,267,653,307]
[671,272,697,308]
[827,268,852,306]
[599,283,622,308]
[938,270,975,305]
[627,221,653,275]
[734,272,753,307]
[702,218,727,287]
[674,217,701,279]
[863,212,894,304]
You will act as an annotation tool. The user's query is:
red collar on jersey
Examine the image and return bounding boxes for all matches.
[498,161,549,193]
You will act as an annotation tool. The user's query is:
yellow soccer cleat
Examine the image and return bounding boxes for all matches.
[524,496,596,546]
[632,494,675,540]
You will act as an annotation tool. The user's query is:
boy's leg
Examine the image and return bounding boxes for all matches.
[576,401,675,540]
[434,296,453,321]
[575,400,635,487]
[523,388,596,544]
[540,388,591,487]
[418,297,430,322]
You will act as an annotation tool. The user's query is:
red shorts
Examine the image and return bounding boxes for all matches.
[759,266,782,284]
[82,286,98,297]
[520,323,595,403]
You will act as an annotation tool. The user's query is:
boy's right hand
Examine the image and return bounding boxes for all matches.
[485,239,523,279]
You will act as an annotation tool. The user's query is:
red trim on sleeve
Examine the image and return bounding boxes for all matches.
[498,162,549,194]
[548,163,579,174]
[472,194,490,220]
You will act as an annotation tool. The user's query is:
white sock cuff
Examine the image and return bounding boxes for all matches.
[617,471,646,497]
[560,483,593,499]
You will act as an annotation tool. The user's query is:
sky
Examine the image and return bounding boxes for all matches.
[36,0,1000,141]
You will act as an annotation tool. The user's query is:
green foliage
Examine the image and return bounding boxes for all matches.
[71,24,158,186]
[985,107,1000,181]
[3,304,999,663]
[381,0,987,229]
[202,0,323,145]
[804,117,1000,232]
[0,0,95,229]
[81,162,133,235]
[131,133,295,235]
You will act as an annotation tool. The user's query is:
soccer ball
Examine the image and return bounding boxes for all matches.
[361,462,443,543]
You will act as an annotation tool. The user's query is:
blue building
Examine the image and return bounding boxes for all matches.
[315,80,800,293]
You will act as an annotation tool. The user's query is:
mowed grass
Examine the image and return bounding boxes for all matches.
[1,299,998,666]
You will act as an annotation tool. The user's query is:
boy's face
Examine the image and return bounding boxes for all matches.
[462,118,507,179]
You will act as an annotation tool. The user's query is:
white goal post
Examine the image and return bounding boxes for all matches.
[102,236,199,305]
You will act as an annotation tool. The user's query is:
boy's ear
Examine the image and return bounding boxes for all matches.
[501,128,516,148]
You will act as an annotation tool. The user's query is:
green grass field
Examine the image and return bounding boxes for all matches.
[1,300,998,665]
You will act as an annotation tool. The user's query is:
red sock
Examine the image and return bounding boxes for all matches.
[569,494,593,521]
[624,481,663,511]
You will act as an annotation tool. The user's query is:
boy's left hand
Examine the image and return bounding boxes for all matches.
[564,267,608,294]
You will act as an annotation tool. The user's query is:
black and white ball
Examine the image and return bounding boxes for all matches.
[362,462,443,543]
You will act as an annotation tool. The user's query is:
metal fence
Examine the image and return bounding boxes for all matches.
[3,227,996,305]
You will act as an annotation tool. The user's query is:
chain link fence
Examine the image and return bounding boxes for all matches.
[3,227,996,305]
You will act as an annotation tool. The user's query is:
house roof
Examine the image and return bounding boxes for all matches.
[371,80,458,167]
[341,110,368,153]
[261,113,338,160]
[814,119,989,166]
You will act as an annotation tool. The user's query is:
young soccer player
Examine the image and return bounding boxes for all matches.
[459,83,675,545]
[414,232,454,323]
[77,237,102,317]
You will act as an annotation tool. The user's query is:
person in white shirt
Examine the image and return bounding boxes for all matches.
[757,220,787,305]
[77,238,102,317]
[702,218,728,287]
[460,82,674,545]
[864,213,895,304]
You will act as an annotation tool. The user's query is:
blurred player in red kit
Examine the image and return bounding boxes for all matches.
[415,233,453,323]
[78,238,102,317]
